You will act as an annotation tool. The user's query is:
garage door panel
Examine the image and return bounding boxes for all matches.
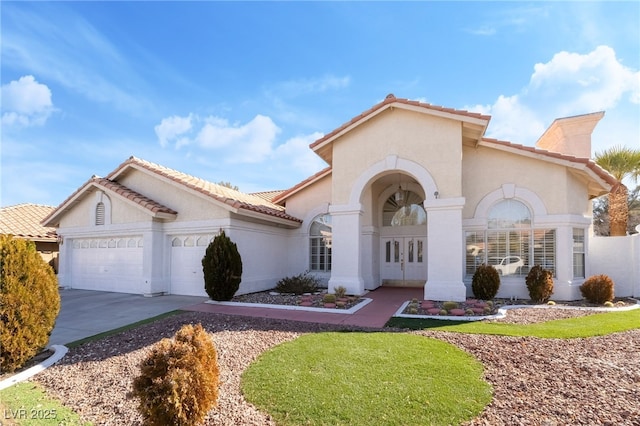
[70,238,143,294]
[170,234,212,297]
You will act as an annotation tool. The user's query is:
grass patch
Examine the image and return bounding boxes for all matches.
[0,382,90,425]
[241,332,491,425]
[66,310,184,348]
[386,309,640,338]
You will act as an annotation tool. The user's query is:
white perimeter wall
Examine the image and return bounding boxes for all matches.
[589,234,640,298]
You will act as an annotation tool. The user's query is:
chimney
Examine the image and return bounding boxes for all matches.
[535,111,604,159]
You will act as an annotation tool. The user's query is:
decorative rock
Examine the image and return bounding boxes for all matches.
[449,308,465,316]
[299,301,313,307]
[421,301,435,309]
[323,303,336,309]
[475,301,487,308]
[471,307,485,314]
[427,308,441,315]
[269,292,280,296]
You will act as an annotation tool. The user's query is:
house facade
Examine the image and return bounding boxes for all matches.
[43,95,619,301]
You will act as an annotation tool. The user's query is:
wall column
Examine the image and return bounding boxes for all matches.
[424,197,467,302]
[142,222,168,296]
[328,203,365,295]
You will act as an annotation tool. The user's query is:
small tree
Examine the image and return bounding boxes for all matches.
[1,235,61,373]
[202,230,242,301]
[130,324,220,426]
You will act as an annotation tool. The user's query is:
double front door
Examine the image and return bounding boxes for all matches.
[381,236,427,285]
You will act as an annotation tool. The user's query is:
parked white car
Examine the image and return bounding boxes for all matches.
[488,256,524,276]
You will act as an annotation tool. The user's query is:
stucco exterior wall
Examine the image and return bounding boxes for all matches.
[59,190,149,228]
[589,234,640,297]
[119,171,230,221]
[331,108,462,205]
[462,145,590,218]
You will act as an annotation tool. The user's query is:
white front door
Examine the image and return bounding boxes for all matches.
[381,236,427,285]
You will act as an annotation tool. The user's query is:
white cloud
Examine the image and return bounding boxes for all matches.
[466,46,639,147]
[277,75,351,98]
[1,75,54,127]
[271,132,327,173]
[154,114,193,148]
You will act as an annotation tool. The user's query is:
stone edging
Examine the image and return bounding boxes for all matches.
[393,299,640,322]
[0,345,69,391]
[206,297,373,314]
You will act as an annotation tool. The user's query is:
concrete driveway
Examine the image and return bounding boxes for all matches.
[48,289,208,346]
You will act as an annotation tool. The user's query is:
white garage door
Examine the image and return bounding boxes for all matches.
[170,234,213,296]
[70,237,143,293]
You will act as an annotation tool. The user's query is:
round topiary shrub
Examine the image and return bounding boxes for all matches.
[471,264,501,300]
[0,235,60,373]
[580,274,615,304]
[202,230,243,301]
[525,265,554,303]
[130,323,220,426]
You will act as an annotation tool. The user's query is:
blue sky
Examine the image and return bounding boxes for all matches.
[1,1,639,207]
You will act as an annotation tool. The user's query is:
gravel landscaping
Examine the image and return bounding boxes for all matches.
[32,307,640,425]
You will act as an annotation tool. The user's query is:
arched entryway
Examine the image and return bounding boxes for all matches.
[378,182,428,287]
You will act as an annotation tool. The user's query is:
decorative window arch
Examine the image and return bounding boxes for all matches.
[309,214,332,272]
[92,191,112,226]
[466,199,555,277]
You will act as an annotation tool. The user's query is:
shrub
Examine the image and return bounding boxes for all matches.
[130,324,219,426]
[471,264,501,300]
[334,286,347,299]
[525,265,554,303]
[202,230,242,301]
[580,274,615,304]
[0,235,60,373]
[275,272,319,295]
[322,294,336,304]
[442,301,458,311]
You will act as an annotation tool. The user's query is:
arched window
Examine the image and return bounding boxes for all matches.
[382,191,426,227]
[95,202,105,225]
[466,199,555,277]
[309,214,331,272]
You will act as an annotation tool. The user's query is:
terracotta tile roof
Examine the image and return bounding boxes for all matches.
[250,190,287,203]
[310,93,491,150]
[42,176,178,226]
[272,166,332,204]
[480,137,618,187]
[112,157,302,224]
[1,204,57,241]
[94,178,178,216]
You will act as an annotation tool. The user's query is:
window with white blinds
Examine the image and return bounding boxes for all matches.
[573,228,585,278]
[465,200,556,277]
[309,214,332,272]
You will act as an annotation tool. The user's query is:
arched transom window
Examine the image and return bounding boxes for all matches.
[382,191,426,227]
[309,214,332,272]
[466,199,555,277]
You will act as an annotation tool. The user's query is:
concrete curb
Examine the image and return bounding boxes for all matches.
[393,298,640,322]
[206,297,374,314]
[0,345,68,391]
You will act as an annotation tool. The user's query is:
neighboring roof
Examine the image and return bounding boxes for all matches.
[479,137,616,197]
[109,157,302,225]
[272,166,332,204]
[310,94,491,164]
[1,204,57,241]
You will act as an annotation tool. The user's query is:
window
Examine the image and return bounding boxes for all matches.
[309,214,332,272]
[466,200,556,277]
[95,202,105,225]
[382,191,426,226]
[573,228,585,278]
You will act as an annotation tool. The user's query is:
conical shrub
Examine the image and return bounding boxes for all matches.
[525,265,554,303]
[1,235,60,373]
[471,264,501,300]
[202,230,242,301]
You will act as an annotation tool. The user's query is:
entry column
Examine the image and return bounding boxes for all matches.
[423,197,467,302]
[328,204,365,295]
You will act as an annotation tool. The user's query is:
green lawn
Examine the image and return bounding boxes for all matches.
[386,308,640,338]
[0,382,90,426]
[241,332,492,426]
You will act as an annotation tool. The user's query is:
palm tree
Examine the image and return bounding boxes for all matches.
[594,146,640,236]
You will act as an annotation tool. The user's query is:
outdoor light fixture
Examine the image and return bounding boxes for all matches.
[394,185,405,205]
[434,191,439,199]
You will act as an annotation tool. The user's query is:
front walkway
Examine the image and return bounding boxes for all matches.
[183,286,423,328]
